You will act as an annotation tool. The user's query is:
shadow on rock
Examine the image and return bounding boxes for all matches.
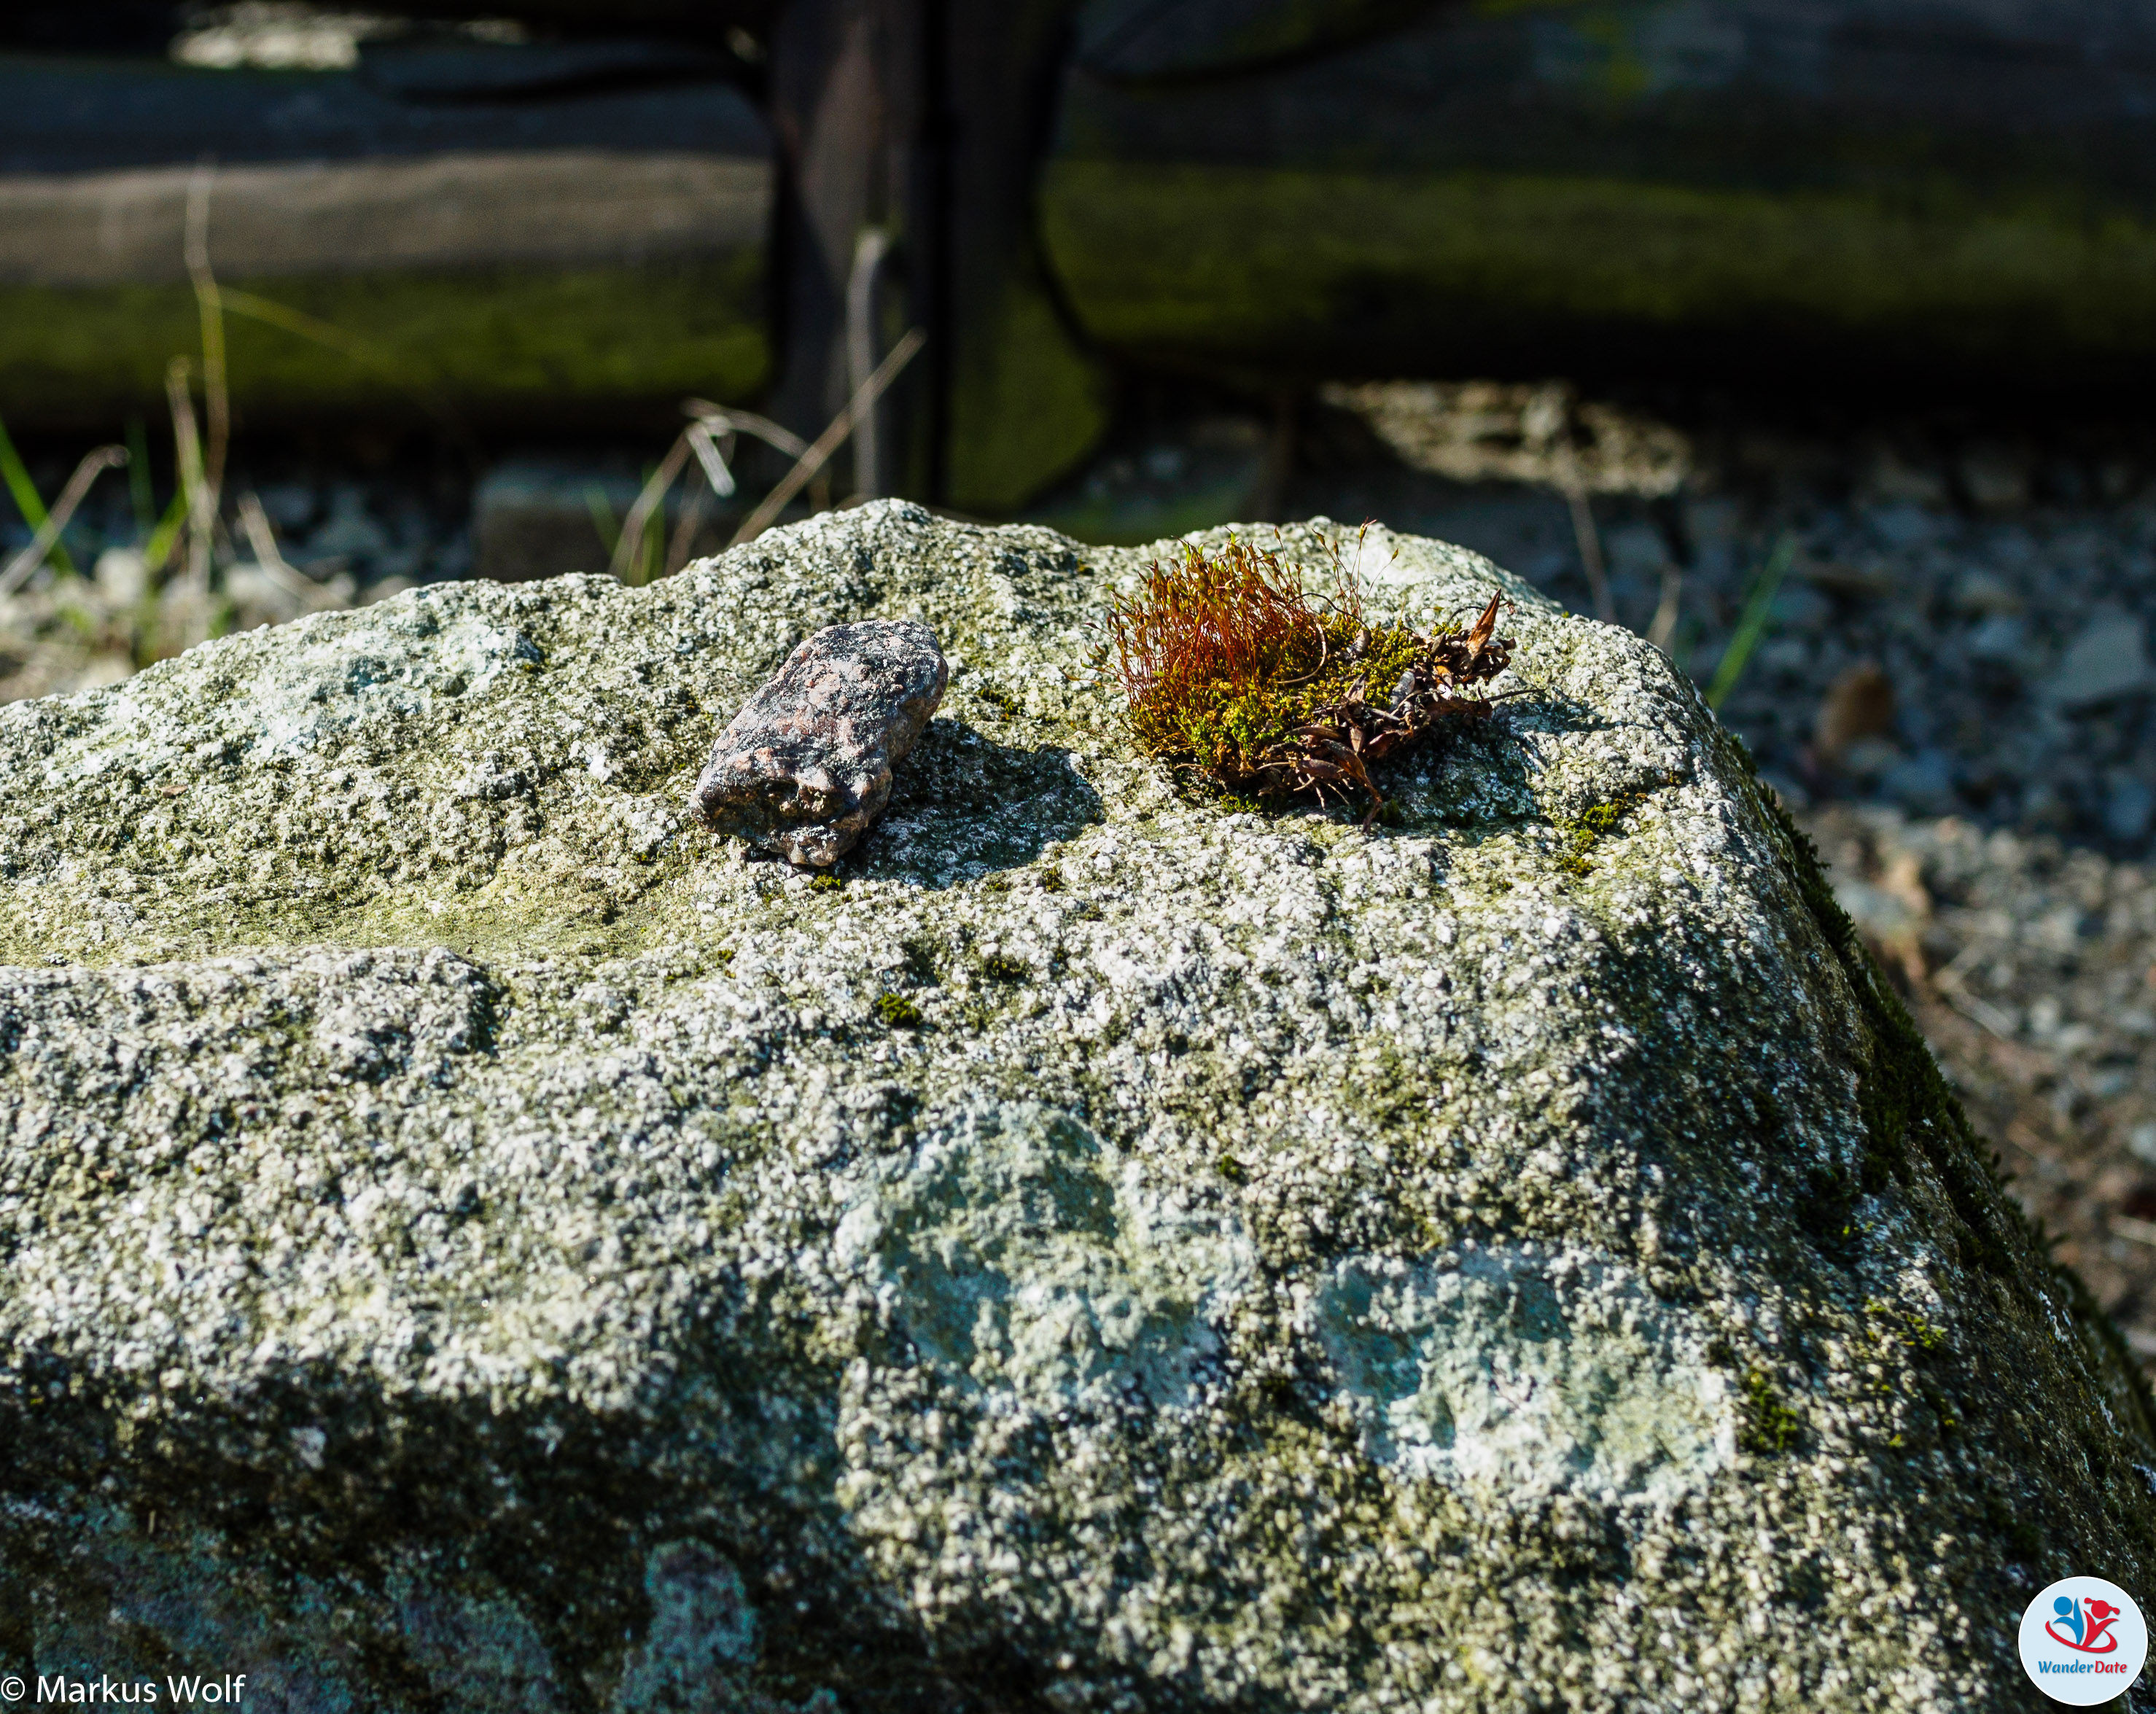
[849,718,1102,887]
[1363,698,1587,835]
[1501,690,1603,740]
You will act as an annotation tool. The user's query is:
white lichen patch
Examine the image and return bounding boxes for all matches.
[836,1101,1255,1409]
[0,505,2149,1713]
[1317,1243,1726,1499]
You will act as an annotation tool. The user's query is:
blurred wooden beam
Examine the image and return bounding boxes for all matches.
[771,0,1110,512]
[1043,0,2156,400]
[0,53,774,430]
[0,153,769,287]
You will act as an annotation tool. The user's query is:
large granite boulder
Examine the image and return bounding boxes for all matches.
[1,504,2150,1711]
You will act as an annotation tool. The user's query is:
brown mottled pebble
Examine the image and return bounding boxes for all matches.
[691,617,946,865]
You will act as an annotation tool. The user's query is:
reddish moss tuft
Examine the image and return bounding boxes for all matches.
[1102,535,1512,815]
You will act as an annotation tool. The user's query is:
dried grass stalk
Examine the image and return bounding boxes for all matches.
[728,326,925,549]
[164,358,210,585]
[183,167,228,579]
[608,434,693,585]
[0,445,128,598]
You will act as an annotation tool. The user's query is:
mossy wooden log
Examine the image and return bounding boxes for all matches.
[0,53,773,430]
[1043,0,2156,394]
[1073,0,1427,81]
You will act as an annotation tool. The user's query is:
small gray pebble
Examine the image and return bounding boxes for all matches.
[691,618,946,866]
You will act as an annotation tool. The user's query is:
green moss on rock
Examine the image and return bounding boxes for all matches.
[1737,1366,1802,1457]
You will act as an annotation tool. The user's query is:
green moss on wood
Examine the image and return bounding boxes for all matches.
[1040,159,2156,385]
[0,255,769,431]
[942,276,1110,515]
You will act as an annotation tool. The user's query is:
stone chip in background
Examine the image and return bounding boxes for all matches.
[1813,659,1896,765]
[2047,604,2153,710]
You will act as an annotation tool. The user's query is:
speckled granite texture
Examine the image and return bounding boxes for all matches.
[0,503,2150,1713]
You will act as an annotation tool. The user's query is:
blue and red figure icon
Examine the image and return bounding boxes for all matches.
[2047,1595,2125,1655]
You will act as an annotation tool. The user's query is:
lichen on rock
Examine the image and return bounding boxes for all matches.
[0,502,2151,1712]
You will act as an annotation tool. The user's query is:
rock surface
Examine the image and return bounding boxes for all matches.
[1,503,2152,1713]
[693,618,948,867]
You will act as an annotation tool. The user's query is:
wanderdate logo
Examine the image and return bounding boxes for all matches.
[2020,1577,2148,1705]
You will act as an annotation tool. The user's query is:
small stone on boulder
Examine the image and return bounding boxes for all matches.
[690,617,946,865]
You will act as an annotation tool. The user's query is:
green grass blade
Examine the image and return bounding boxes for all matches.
[218,287,471,455]
[637,496,665,587]
[125,415,155,534]
[219,287,403,374]
[142,487,189,577]
[0,410,75,577]
[584,486,620,558]
[1705,533,1796,710]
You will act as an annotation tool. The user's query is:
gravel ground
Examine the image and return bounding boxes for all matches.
[1289,397,2156,854]
[0,459,472,704]
[1801,804,2156,1362]
[7,397,2156,1360]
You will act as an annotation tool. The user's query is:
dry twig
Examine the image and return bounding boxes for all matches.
[729,327,926,548]
[183,166,230,583]
[0,446,128,597]
[607,435,694,585]
[1552,435,1614,624]
[662,421,738,574]
[846,227,891,500]
[237,493,328,603]
[683,400,810,462]
[163,359,208,583]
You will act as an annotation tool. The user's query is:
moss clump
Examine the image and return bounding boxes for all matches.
[1102,536,1510,813]
[1556,799,1631,878]
[1552,777,1672,876]
[873,992,922,1029]
[1868,1301,1947,1355]
[1738,735,2156,1448]
[1737,1366,1802,1455]
[979,954,1030,983]
[1754,777,2020,1271]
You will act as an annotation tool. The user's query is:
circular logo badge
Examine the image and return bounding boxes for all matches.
[2020,1577,2148,1704]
